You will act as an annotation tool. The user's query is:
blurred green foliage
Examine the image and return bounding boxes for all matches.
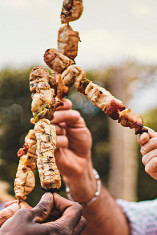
[0,63,157,206]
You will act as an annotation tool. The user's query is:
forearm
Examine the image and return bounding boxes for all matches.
[82,184,130,235]
[65,163,130,235]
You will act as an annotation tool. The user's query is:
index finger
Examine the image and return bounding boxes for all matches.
[51,110,81,127]
[0,203,20,227]
[5,201,32,209]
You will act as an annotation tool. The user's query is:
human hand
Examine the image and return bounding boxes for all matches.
[51,99,96,203]
[137,127,157,179]
[0,200,31,228]
[0,193,86,235]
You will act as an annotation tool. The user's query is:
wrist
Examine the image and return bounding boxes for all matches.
[66,169,101,206]
[64,163,98,203]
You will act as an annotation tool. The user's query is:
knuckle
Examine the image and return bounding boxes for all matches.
[71,110,80,120]
[36,202,48,216]
[145,165,151,174]
[72,202,83,214]
[38,203,47,215]
[142,156,146,165]
[140,147,146,155]
[151,160,157,172]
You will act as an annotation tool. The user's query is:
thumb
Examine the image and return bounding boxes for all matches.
[31,193,54,223]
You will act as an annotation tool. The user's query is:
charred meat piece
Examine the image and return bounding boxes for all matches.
[58,24,80,60]
[106,99,125,120]
[34,119,61,191]
[118,109,144,134]
[44,49,73,73]
[61,0,83,23]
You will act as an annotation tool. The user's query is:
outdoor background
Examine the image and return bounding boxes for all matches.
[0,0,157,206]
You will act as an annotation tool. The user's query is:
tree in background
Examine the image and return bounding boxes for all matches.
[107,62,157,201]
[0,63,157,206]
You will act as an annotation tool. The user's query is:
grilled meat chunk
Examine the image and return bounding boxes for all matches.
[14,130,37,200]
[58,24,80,60]
[61,0,83,23]
[118,109,144,134]
[34,119,61,191]
[14,162,35,201]
[44,49,73,73]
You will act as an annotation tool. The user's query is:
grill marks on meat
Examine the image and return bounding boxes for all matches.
[30,66,61,192]
[61,0,83,23]
[85,82,125,118]
[44,49,73,74]
[44,48,146,134]
[14,130,37,200]
[14,163,35,201]
[58,24,80,60]
[30,66,59,122]
[34,119,61,191]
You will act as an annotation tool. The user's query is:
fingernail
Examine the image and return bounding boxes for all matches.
[42,193,53,201]
[140,132,148,141]
[8,203,20,213]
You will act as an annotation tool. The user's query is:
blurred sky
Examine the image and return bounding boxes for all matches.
[0,0,157,69]
[0,0,157,113]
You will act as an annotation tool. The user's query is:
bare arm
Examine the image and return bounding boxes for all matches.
[52,99,130,235]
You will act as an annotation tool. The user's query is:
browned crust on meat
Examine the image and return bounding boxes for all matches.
[44,49,73,73]
[118,109,144,134]
[58,24,80,60]
[106,99,126,120]
[61,0,83,23]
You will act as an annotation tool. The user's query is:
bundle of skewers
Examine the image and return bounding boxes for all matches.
[14,0,147,203]
[14,0,84,202]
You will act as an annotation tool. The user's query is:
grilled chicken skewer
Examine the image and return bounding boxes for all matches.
[29,66,61,192]
[44,49,147,134]
[14,0,84,200]
[61,0,83,24]
[14,130,37,201]
[34,119,61,191]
